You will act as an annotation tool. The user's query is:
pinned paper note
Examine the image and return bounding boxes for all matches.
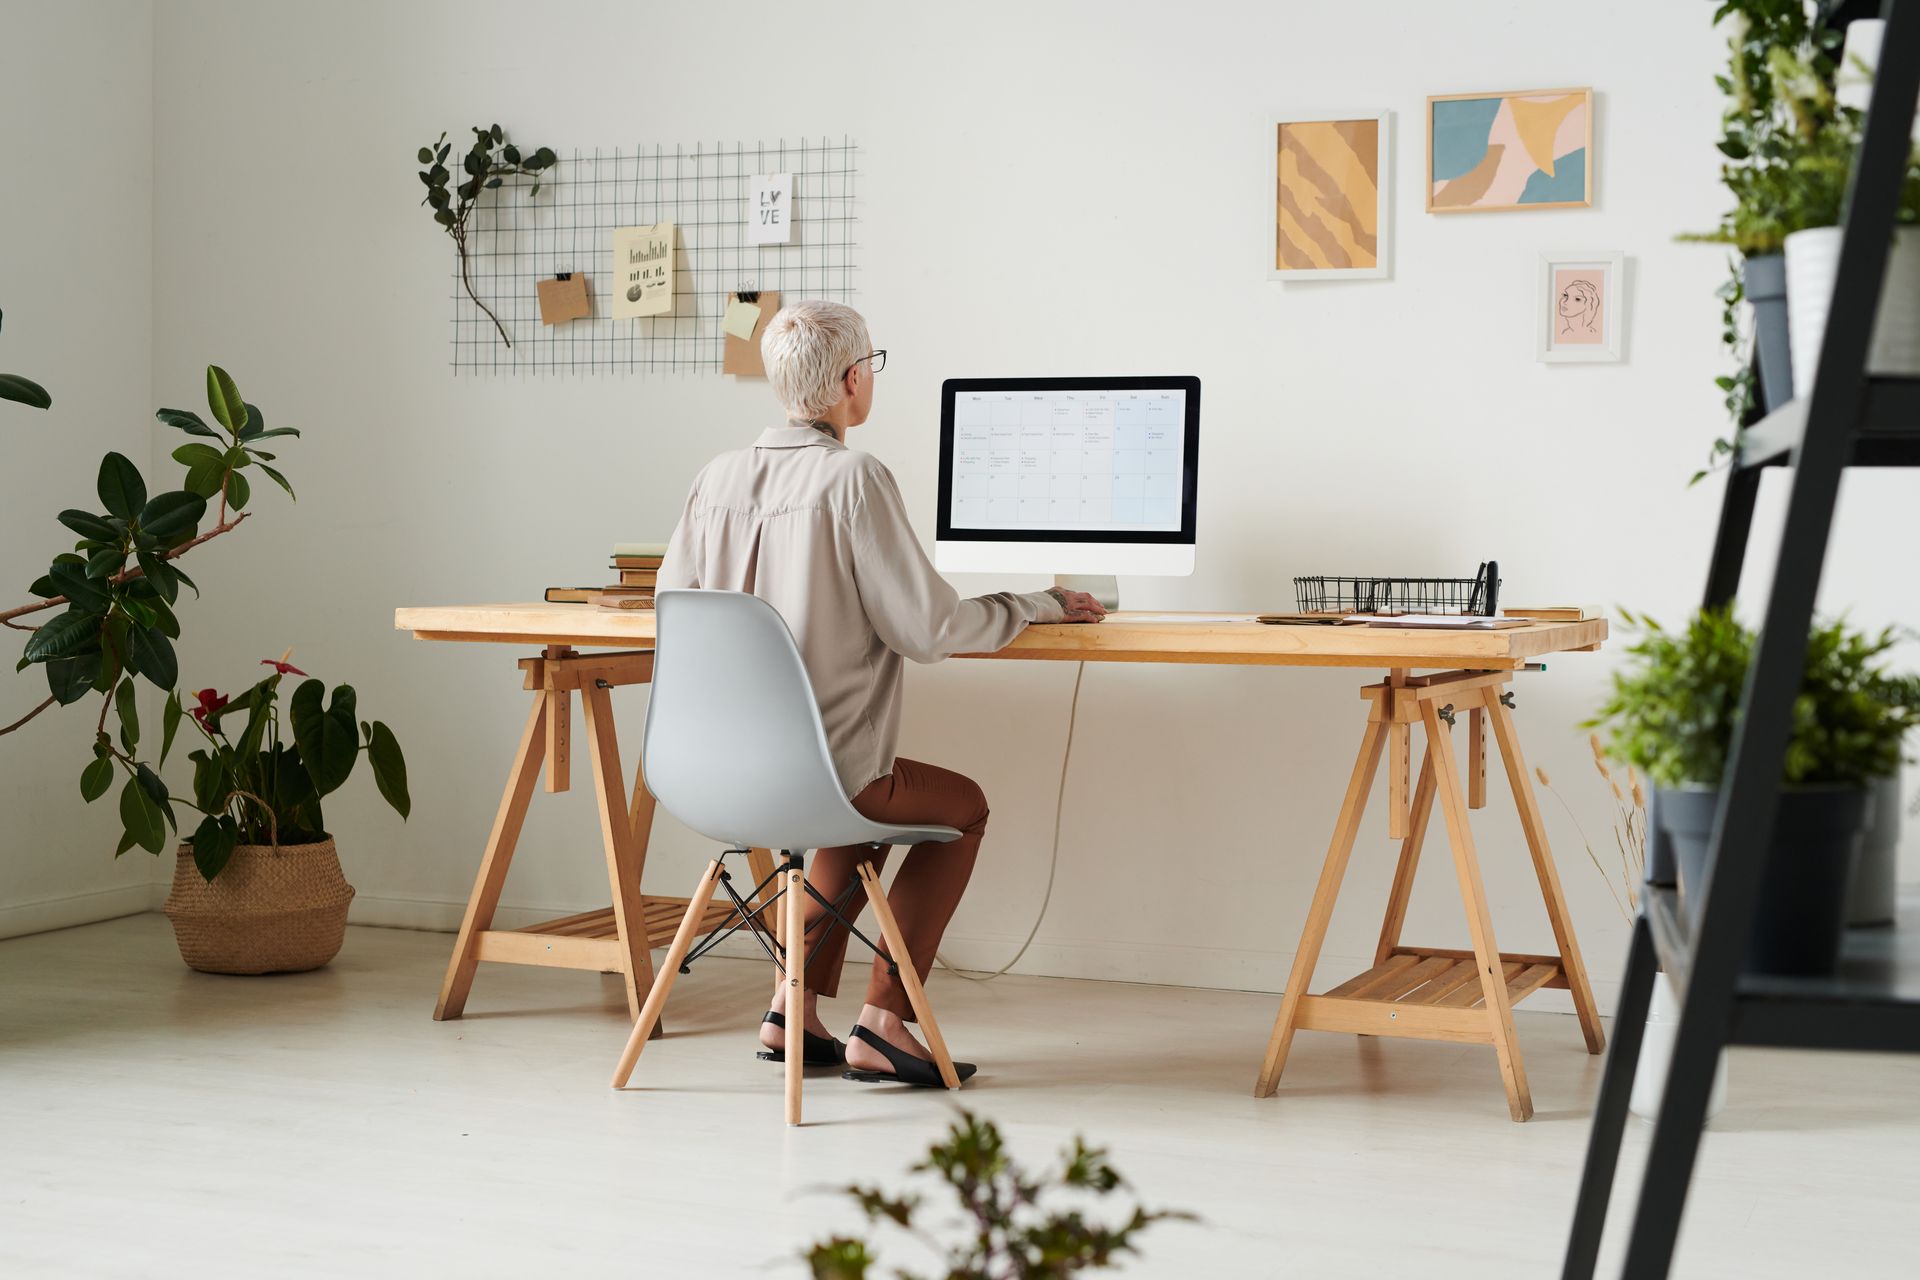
[723,297,763,341]
[748,173,792,246]
[611,222,674,318]
[536,274,591,325]
[723,290,780,376]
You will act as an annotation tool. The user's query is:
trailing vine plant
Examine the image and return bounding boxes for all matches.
[416,124,557,348]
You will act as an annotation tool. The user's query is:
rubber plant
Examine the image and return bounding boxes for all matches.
[416,124,557,348]
[100,654,409,881]
[805,1110,1192,1280]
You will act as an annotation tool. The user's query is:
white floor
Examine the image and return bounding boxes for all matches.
[2,916,1916,1278]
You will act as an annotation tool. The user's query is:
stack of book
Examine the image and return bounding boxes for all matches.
[544,541,667,610]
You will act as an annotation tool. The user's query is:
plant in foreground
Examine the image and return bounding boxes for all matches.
[805,1110,1192,1280]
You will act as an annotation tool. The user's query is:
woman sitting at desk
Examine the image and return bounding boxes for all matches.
[657,300,1105,1086]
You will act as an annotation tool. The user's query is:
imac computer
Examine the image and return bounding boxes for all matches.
[934,375,1200,607]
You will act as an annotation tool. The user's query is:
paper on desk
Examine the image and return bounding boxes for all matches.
[723,297,763,341]
[1113,612,1260,624]
[1347,614,1529,629]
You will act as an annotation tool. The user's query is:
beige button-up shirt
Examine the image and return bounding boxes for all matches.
[658,424,1064,797]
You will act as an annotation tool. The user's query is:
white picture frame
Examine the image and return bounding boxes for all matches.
[1268,110,1391,281]
[1537,250,1624,362]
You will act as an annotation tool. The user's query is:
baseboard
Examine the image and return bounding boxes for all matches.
[344,892,1617,1016]
[0,883,160,941]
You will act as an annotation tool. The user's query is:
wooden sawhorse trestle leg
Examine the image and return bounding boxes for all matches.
[433,646,780,1028]
[1253,669,1605,1121]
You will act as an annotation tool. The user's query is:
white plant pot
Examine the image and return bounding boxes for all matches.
[1783,224,1920,391]
[1630,975,1728,1124]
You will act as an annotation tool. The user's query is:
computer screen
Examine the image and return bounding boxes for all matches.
[935,375,1200,576]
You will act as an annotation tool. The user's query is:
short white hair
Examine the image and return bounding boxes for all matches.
[761,301,871,419]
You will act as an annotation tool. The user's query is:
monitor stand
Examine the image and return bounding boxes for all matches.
[1054,574,1119,613]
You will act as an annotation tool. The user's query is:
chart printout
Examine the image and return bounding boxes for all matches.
[949,388,1186,531]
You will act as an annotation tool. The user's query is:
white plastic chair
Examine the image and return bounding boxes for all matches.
[609,589,966,1124]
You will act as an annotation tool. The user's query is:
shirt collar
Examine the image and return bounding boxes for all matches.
[754,423,847,451]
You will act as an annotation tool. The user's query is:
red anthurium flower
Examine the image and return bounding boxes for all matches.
[260,657,308,677]
[190,688,229,725]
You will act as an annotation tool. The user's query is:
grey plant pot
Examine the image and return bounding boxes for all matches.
[1655,783,1869,977]
[1743,253,1794,411]
[1846,772,1902,928]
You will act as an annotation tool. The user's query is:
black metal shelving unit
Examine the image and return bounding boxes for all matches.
[1562,3,1920,1275]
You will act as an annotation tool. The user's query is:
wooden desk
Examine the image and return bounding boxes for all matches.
[396,604,1607,1120]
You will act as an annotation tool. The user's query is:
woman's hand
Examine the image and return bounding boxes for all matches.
[1048,587,1108,624]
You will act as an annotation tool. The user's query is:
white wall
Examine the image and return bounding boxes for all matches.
[0,1,157,937]
[117,0,1919,1011]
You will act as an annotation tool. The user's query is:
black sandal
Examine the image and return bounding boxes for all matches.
[841,1024,976,1087]
[754,1011,846,1067]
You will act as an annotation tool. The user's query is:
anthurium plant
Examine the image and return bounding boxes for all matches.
[84,654,410,882]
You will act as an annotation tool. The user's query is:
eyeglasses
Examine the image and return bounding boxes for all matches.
[844,349,887,379]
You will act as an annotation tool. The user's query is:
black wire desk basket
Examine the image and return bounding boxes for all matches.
[1293,562,1501,617]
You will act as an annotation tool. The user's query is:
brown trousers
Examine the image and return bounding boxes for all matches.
[797,757,986,1020]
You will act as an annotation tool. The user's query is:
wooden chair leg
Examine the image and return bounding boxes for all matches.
[857,861,962,1089]
[1484,695,1607,1055]
[1374,746,1437,965]
[784,854,807,1125]
[1254,717,1388,1098]
[611,859,724,1087]
[580,682,659,1024]
[435,692,548,1021]
[746,847,780,944]
[1423,699,1533,1122]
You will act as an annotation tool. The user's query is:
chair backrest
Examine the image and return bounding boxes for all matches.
[643,589,889,850]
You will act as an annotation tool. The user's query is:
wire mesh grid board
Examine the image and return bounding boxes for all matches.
[449,136,859,375]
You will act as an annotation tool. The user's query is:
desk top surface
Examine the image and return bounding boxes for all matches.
[394,603,1607,670]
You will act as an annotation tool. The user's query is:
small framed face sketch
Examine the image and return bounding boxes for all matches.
[1537,251,1624,363]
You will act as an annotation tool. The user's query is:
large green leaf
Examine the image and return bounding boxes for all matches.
[0,373,52,409]
[224,470,250,512]
[138,491,206,543]
[84,546,127,579]
[136,552,179,605]
[58,509,119,542]
[289,679,357,797]
[135,762,176,832]
[97,452,147,520]
[47,558,110,612]
[80,755,115,803]
[366,721,410,819]
[115,677,139,751]
[205,365,246,435]
[245,427,301,442]
[45,650,102,705]
[125,625,177,689]
[118,776,166,855]
[183,459,225,498]
[156,408,220,438]
[160,691,183,765]
[239,402,266,440]
[22,608,102,663]
[256,463,296,499]
[190,814,238,881]
[171,443,225,469]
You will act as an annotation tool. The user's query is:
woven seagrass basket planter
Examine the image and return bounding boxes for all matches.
[163,838,355,974]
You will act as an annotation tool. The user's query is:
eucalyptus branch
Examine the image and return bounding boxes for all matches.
[1,512,250,626]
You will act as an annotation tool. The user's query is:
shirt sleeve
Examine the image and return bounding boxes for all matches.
[656,468,704,591]
[848,459,1063,664]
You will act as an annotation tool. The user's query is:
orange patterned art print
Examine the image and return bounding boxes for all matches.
[1271,112,1389,280]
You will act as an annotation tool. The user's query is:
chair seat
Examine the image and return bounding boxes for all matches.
[721,816,963,853]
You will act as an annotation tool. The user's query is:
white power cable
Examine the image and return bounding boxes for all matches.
[934,660,1085,982]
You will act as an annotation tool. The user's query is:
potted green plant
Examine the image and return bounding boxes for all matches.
[805,1110,1191,1279]
[1588,607,1920,976]
[1687,6,1920,480]
[90,655,410,974]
